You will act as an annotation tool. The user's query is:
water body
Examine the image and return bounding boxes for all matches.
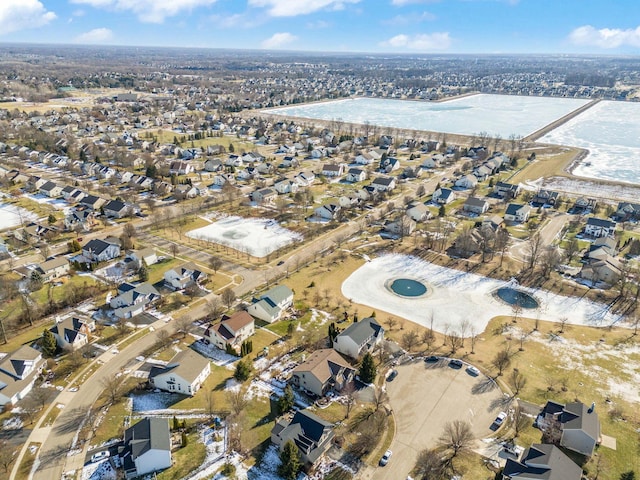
[388,278,428,297]
[266,95,590,139]
[496,287,539,309]
[540,100,640,185]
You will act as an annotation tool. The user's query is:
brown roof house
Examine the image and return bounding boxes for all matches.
[271,409,335,468]
[0,345,46,409]
[149,349,211,396]
[537,400,601,456]
[203,311,255,352]
[291,348,355,397]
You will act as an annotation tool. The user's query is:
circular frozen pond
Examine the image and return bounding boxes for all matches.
[496,287,539,309]
[222,229,249,240]
[388,278,428,298]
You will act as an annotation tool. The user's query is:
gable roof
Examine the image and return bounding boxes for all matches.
[0,345,41,379]
[83,238,118,255]
[123,417,171,460]
[292,349,355,384]
[586,217,616,228]
[149,349,209,384]
[336,317,383,347]
[561,401,600,440]
[274,409,334,464]
[503,443,582,480]
[38,256,69,272]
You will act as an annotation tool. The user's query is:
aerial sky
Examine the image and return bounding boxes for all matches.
[2,0,640,54]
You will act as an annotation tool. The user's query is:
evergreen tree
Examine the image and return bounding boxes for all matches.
[359,352,377,384]
[438,205,446,217]
[234,359,252,381]
[181,431,188,447]
[47,213,56,225]
[173,416,180,430]
[278,440,301,480]
[138,264,149,282]
[41,329,57,358]
[277,385,295,414]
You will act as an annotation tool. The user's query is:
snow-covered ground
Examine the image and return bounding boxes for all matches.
[80,459,116,480]
[0,202,39,229]
[24,193,71,211]
[342,254,621,335]
[533,176,640,204]
[191,339,239,367]
[187,216,302,258]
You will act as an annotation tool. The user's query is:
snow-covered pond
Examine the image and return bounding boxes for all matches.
[187,216,302,258]
[0,202,38,229]
[342,254,620,335]
[265,94,590,138]
[540,100,640,185]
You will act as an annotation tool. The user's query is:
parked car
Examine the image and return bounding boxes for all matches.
[90,450,110,463]
[425,355,440,363]
[494,411,507,426]
[466,366,480,376]
[380,450,392,466]
[386,369,398,382]
[449,359,463,368]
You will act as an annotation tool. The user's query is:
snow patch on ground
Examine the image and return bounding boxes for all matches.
[80,459,116,480]
[342,254,621,335]
[191,339,239,367]
[131,391,189,413]
[0,202,39,229]
[187,216,302,258]
[537,176,640,204]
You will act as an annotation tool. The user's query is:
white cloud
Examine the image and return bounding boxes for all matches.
[75,27,113,44]
[383,11,436,26]
[391,0,439,5]
[210,13,263,29]
[261,32,298,49]
[381,32,451,50]
[249,0,360,17]
[71,0,217,23]
[569,25,640,49]
[0,0,56,35]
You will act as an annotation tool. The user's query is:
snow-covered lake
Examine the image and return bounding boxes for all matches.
[342,255,620,335]
[187,216,302,258]
[0,203,38,229]
[540,100,640,185]
[266,95,590,138]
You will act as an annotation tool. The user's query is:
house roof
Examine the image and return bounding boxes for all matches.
[262,285,293,305]
[221,311,254,333]
[149,349,209,384]
[83,238,118,256]
[292,348,355,384]
[123,417,171,461]
[464,197,487,208]
[0,345,41,379]
[273,409,334,464]
[38,256,69,273]
[104,199,126,212]
[336,317,383,347]
[503,444,582,480]
[586,217,616,228]
[372,176,394,186]
[114,282,160,306]
[561,402,600,441]
[505,203,528,215]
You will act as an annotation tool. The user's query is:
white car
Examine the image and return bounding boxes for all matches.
[379,450,392,466]
[90,450,110,463]
[466,366,480,376]
[494,411,508,426]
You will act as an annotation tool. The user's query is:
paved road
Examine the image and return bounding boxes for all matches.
[509,212,571,263]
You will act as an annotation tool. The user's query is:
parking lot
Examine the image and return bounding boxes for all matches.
[373,358,505,480]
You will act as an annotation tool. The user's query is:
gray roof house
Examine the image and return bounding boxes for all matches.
[0,345,46,409]
[109,282,160,319]
[502,443,582,480]
[333,317,384,360]
[82,238,121,263]
[271,409,335,467]
[538,400,601,456]
[121,417,172,479]
[247,285,294,323]
[149,349,211,396]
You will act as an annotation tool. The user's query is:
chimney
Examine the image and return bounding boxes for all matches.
[588,402,595,413]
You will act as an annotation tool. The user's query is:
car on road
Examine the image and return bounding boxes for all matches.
[90,450,110,463]
[466,366,480,376]
[425,355,440,363]
[449,359,463,368]
[494,411,507,426]
[386,369,398,382]
[379,450,392,466]
[277,260,285,266]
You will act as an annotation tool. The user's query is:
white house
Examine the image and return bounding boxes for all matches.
[82,238,121,263]
[294,171,316,186]
[149,349,211,396]
[251,187,277,205]
[321,164,345,177]
[247,285,294,323]
[346,167,367,183]
[504,203,532,223]
[204,311,255,351]
[585,217,617,238]
[273,178,299,195]
[128,247,158,269]
[163,263,207,291]
[170,160,194,175]
[333,317,384,360]
[0,346,46,409]
[354,153,375,165]
[121,418,172,479]
[432,188,455,204]
[454,174,478,189]
[463,197,489,215]
[36,257,70,282]
[314,203,342,221]
[406,203,432,222]
[110,282,161,319]
[370,176,396,192]
[50,315,94,351]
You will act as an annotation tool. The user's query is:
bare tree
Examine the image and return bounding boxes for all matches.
[564,237,580,263]
[156,329,172,350]
[386,316,397,331]
[511,303,523,324]
[209,256,223,274]
[540,246,561,278]
[513,406,530,439]
[221,287,236,308]
[206,297,224,320]
[101,374,126,404]
[525,232,543,271]
[30,386,53,410]
[559,316,569,334]
[438,420,474,459]
[170,242,179,258]
[175,315,192,338]
[342,382,357,419]
[495,228,510,267]
[401,329,419,352]
[492,348,511,376]
[227,387,249,417]
[0,439,17,474]
[509,369,528,397]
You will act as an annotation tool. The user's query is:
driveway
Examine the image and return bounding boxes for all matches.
[374,359,504,480]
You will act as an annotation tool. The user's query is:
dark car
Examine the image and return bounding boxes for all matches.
[277,260,285,266]
[386,369,398,382]
[425,355,440,363]
[449,359,463,368]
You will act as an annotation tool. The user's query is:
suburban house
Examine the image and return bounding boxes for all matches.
[406,203,432,222]
[169,160,194,175]
[579,254,622,284]
[128,248,158,269]
[537,401,601,456]
[574,197,598,213]
[354,152,376,165]
[494,181,521,199]
[273,178,299,195]
[321,163,345,177]
[502,444,582,480]
[586,236,616,261]
[103,200,130,218]
[35,257,70,282]
[314,203,342,221]
[49,315,94,351]
[213,174,234,187]
[432,188,455,205]
[79,194,107,211]
[120,417,172,479]
[110,282,161,319]
[615,201,640,221]
[370,176,396,192]
[454,174,478,189]
[203,311,255,351]
[463,197,489,215]
[294,171,316,186]
[291,348,355,397]
[149,349,211,396]
[504,203,532,223]
[379,156,400,173]
[0,346,46,410]
[247,285,294,323]
[532,189,559,207]
[346,167,367,183]
[204,158,224,172]
[333,317,384,360]
[82,238,121,263]
[383,216,416,236]
[584,217,617,238]
[271,409,335,467]
[39,181,63,198]
[163,263,207,291]
[64,209,96,232]
[174,184,200,199]
[251,187,277,205]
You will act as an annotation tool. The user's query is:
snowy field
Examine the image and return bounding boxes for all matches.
[342,255,621,335]
[187,216,302,258]
[540,100,640,185]
[266,95,590,138]
[0,202,39,229]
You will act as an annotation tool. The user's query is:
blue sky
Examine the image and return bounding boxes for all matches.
[2,0,640,54]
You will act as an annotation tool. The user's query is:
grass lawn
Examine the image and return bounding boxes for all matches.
[91,398,131,445]
[150,129,256,152]
[13,442,39,480]
[510,146,583,184]
[157,428,207,480]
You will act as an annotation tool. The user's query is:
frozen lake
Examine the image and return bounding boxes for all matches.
[342,255,620,335]
[540,100,640,185]
[266,94,590,138]
[0,203,38,229]
[187,216,302,258]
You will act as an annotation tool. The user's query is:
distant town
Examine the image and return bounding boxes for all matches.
[0,46,638,480]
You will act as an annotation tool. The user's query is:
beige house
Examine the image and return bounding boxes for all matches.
[0,346,46,409]
[204,311,255,351]
[36,257,70,282]
[291,349,355,397]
